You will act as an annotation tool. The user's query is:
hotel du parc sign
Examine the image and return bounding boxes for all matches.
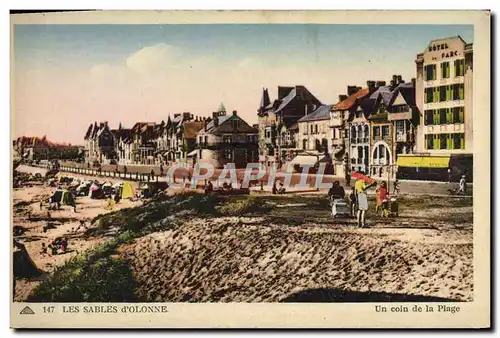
[424,38,465,63]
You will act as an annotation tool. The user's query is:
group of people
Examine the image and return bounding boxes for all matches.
[329,176,398,228]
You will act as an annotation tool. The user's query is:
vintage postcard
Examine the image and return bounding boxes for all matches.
[10,10,490,328]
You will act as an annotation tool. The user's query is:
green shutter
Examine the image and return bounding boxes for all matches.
[446,108,452,124]
[446,63,450,78]
[447,134,453,149]
[460,134,465,149]
[433,135,439,149]
[433,87,438,102]
[433,65,437,80]
[459,107,464,123]
[460,60,465,76]
[459,84,464,100]
[440,63,444,78]
[433,110,439,125]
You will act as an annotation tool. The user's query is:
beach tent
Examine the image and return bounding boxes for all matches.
[120,181,135,199]
[50,189,75,205]
[88,183,102,199]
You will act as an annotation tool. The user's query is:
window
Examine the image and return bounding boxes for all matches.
[393,104,409,113]
[223,135,232,143]
[373,126,380,137]
[439,86,447,102]
[315,125,318,134]
[310,125,314,134]
[224,149,233,160]
[425,64,436,81]
[204,136,208,144]
[440,134,447,149]
[452,84,465,100]
[303,139,307,150]
[350,126,356,140]
[382,126,389,137]
[396,120,405,134]
[425,88,433,103]
[363,125,369,140]
[439,109,447,125]
[454,59,465,76]
[425,110,434,125]
[425,135,433,150]
[441,62,450,79]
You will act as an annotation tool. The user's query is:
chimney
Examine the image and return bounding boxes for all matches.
[367,81,376,92]
[183,112,191,120]
[347,86,358,96]
[397,75,403,84]
[411,77,416,86]
[232,110,237,116]
[376,81,386,88]
[174,113,181,118]
[392,74,398,82]
[338,94,348,102]
[390,80,397,90]
[204,118,208,131]
[212,112,219,127]
[252,124,259,129]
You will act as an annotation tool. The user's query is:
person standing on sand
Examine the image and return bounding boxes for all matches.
[458,175,466,194]
[393,179,400,195]
[354,174,377,228]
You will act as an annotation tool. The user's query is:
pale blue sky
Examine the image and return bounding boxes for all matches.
[13,24,473,144]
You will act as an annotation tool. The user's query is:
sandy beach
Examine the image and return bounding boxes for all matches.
[12,167,143,301]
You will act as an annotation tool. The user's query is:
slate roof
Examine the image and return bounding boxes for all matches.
[298,105,333,122]
[203,115,232,133]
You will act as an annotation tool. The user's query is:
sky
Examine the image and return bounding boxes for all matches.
[13,24,473,145]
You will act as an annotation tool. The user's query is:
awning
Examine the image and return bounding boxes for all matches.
[396,155,450,168]
[289,155,324,166]
[187,149,198,157]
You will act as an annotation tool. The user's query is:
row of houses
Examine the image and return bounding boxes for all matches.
[81,35,473,181]
[13,136,83,161]
[257,35,473,181]
[257,78,416,178]
[83,105,259,168]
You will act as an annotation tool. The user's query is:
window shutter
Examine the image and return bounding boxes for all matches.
[433,135,439,149]
[433,65,437,80]
[459,107,464,123]
[447,134,452,149]
[460,134,465,149]
[440,63,443,78]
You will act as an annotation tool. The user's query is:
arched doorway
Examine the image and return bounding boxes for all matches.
[372,141,392,166]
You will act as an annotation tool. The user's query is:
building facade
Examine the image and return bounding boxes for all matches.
[257,86,322,166]
[83,121,116,164]
[196,110,259,168]
[415,36,473,154]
